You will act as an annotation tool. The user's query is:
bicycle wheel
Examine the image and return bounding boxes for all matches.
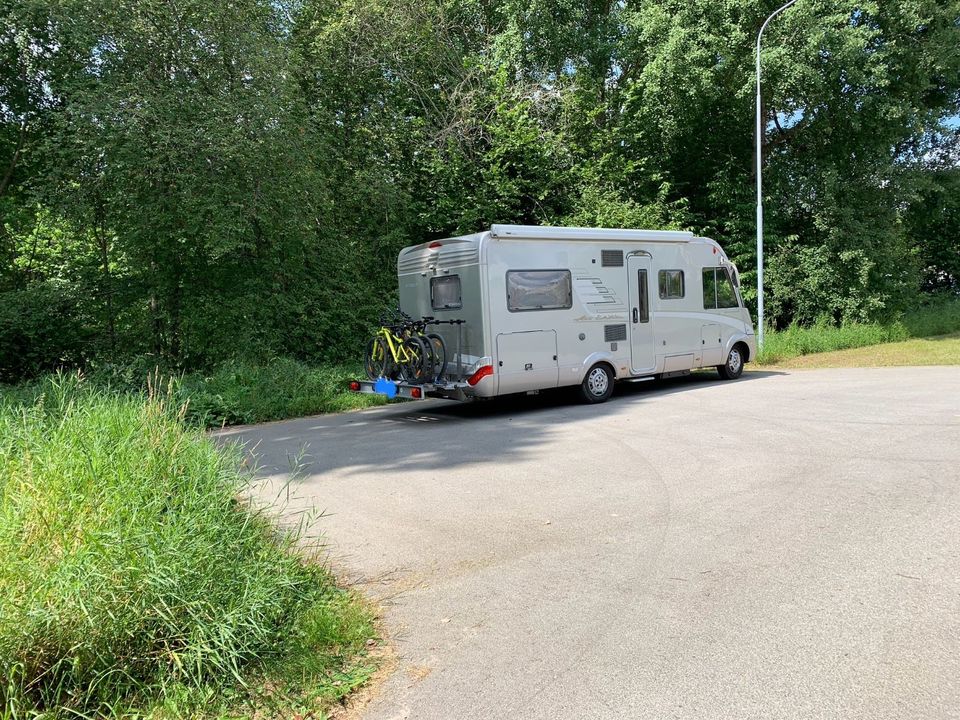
[399,336,428,384]
[415,333,436,383]
[425,332,447,382]
[364,336,392,380]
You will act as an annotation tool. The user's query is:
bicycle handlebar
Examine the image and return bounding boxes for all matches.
[379,306,412,325]
[378,307,464,329]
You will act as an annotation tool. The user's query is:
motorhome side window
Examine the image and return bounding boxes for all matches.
[638,269,650,323]
[658,270,684,299]
[702,267,739,309]
[430,274,462,310]
[506,270,572,312]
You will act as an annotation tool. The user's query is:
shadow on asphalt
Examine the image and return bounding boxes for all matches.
[427,369,785,420]
[223,369,786,480]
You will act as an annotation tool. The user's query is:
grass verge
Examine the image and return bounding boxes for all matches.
[0,375,378,718]
[757,298,960,365]
[757,332,960,369]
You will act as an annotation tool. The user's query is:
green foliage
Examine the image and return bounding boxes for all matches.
[765,237,916,325]
[0,376,377,717]
[11,358,385,430]
[0,282,91,379]
[563,182,688,231]
[904,168,960,292]
[173,359,386,428]
[1,0,959,380]
[758,297,960,363]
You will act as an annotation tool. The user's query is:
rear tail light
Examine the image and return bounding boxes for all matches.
[467,365,494,386]
[411,387,422,399]
[348,381,361,392]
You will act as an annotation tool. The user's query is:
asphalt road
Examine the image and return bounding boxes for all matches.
[215,367,960,720]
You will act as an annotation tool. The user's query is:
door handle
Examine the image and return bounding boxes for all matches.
[632,308,639,323]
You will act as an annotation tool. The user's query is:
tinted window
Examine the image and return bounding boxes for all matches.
[703,267,739,309]
[717,268,739,308]
[702,268,717,309]
[506,270,572,312]
[431,275,462,310]
[658,269,684,299]
[638,269,649,322]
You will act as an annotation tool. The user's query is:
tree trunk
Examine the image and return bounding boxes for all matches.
[94,200,116,355]
[149,257,164,357]
[0,119,27,199]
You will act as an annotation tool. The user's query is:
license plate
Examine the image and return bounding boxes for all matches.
[373,377,398,398]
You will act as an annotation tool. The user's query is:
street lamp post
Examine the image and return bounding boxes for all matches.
[756,0,800,348]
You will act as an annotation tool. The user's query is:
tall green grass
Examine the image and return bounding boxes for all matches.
[758,297,960,364]
[83,357,385,428]
[174,359,385,427]
[0,376,376,718]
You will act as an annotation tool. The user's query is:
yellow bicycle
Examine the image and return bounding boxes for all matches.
[364,309,447,384]
[364,320,427,383]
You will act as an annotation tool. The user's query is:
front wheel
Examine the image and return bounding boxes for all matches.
[579,363,614,404]
[717,345,745,380]
[364,337,393,380]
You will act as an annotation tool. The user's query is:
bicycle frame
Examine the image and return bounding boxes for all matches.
[378,326,413,365]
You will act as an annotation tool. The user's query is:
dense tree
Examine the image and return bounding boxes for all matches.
[905,167,960,292]
[1,0,958,380]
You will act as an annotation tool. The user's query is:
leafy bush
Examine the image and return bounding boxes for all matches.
[0,377,376,717]
[0,282,93,382]
[900,295,960,337]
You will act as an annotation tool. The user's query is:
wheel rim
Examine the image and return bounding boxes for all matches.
[428,334,446,381]
[366,338,387,379]
[587,367,609,396]
[728,348,742,374]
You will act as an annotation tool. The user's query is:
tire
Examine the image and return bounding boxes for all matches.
[417,334,437,383]
[717,344,745,380]
[425,333,447,382]
[364,336,393,380]
[399,336,429,384]
[579,363,614,403]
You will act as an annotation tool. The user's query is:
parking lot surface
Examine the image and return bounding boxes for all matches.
[215,367,960,720]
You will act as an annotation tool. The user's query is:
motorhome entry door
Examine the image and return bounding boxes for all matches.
[627,255,656,373]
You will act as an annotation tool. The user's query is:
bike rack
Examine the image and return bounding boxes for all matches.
[424,317,466,383]
[352,311,472,400]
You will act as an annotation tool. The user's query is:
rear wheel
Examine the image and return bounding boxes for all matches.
[579,363,614,403]
[425,333,447,382]
[364,336,392,380]
[717,344,745,380]
[399,336,429,384]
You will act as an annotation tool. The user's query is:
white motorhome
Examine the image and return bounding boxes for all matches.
[358,224,756,403]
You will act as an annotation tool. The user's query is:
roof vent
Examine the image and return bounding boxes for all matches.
[604,324,627,342]
[601,249,624,267]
